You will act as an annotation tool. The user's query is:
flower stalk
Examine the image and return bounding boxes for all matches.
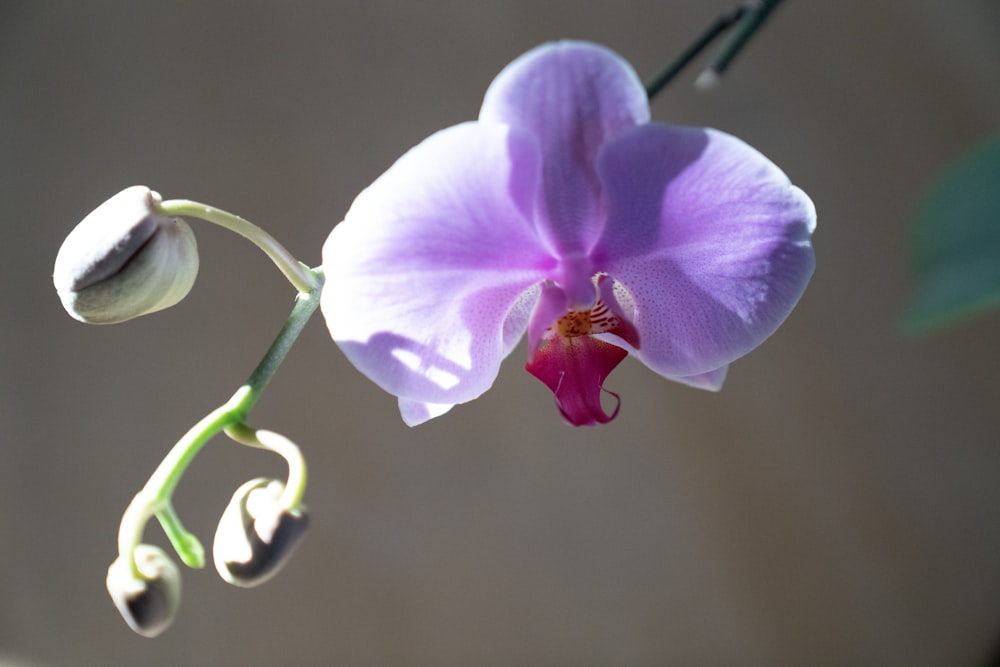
[156,197,319,294]
[224,423,308,511]
[115,279,322,572]
[112,269,322,626]
[645,0,786,98]
[700,0,786,86]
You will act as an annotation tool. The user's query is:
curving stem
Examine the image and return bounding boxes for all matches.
[155,196,320,294]
[113,272,324,574]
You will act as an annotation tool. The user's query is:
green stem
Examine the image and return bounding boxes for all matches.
[155,503,205,569]
[224,424,308,511]
[116,270,324,570]
[243,277,325,405]
[156,197,319,294]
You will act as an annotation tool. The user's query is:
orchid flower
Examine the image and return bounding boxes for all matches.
[322,40,816,426]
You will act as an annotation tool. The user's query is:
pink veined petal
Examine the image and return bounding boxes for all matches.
[593,273,640,350]
[479,41,650,265]
[526,282,568,360]
[525,334,628,426]
[593,123,816,377]
[322,122,554,417]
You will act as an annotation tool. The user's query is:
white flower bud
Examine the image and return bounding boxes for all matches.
[213,478,309,588]
[53,186,198,324]
[106,544,181,638]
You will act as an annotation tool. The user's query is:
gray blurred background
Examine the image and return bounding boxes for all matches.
[3,1,1000,665]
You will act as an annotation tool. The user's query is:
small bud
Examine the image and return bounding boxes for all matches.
[106,545,181,638]
[53,186,199,324]
[213,478,309,588]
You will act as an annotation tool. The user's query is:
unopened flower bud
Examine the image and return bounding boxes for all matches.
[106,544,181,638]
[53,186,198,324]
[213,478,309,588]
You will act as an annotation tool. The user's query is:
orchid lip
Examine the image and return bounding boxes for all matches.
[526,333,628,426]
[526,290,637,426]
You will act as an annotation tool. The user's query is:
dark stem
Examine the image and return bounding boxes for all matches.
[645,0,786,100]
[705,0,785,80]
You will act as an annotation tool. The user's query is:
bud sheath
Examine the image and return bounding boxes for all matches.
[54,186,199,324]
[213,478,309,587]
[106,544,181,638]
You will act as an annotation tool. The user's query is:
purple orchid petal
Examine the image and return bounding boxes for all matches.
[480,41,649,302]
[525,334,628,426]
[503,284,542,354]
[594,123,816,377]
[398,398,454,427]
[322,40,816,426]
[668,365,729,391]
[322,122,555,420]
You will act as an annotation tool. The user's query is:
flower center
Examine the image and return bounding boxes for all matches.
[554,310,591,337]
[551,300,618,339]
[526,280,641,427]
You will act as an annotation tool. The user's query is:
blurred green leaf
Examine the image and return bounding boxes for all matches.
[903,133,1000,333]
